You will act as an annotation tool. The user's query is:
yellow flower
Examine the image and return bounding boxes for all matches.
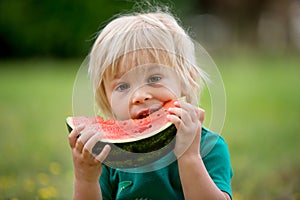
[49,162,61,175]
[38,186,58,199]
[37,173,49,186]
[0,176,17,190]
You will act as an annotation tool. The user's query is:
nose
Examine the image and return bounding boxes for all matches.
[131,86,152,104]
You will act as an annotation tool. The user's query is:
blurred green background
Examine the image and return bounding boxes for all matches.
[1,0,300,199]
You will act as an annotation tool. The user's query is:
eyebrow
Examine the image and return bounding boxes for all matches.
[110,63,171,82]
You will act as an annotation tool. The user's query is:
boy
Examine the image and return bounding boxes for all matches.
[68,9,232,200]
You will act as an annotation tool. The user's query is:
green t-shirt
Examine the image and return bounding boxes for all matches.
[100,127,233,199]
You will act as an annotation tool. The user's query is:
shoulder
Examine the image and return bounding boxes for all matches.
[200,127,232,173]
[200,127,233,199]
[200,126,230,158]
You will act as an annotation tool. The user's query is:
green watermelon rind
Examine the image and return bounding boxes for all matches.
[114,124,176,153]
[91,124,176,168]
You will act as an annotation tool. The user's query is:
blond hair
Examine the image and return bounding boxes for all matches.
[89,10,206,118]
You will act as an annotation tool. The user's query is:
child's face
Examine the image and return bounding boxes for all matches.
[103,63,182,120]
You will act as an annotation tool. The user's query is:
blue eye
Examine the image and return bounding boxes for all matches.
[148,75,161,83]
[115,83,130,92]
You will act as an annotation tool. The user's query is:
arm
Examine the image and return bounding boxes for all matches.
[177,143,231,200]
[73,178,102,200]
[167,101,231,200]
[68,125,111,200]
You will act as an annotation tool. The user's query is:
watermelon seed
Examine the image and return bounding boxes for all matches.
[148,125,152,128]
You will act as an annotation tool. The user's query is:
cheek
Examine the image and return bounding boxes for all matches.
[110,97,131,120]
[164,79,182,97]
[153,85,181,100]
[165,73,183,97]
[111,104,125,120]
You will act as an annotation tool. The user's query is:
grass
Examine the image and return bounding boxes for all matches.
[0,59,78,199]
[0,52,300,199]
[217,52,300,200]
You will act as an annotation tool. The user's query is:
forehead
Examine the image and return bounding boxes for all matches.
[103,49,174,81]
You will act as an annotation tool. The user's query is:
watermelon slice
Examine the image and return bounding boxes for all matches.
[66,99,181,168]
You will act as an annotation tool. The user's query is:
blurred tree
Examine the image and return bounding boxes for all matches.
[190,0,298,52]
[193,0,269,44]
[0,0,196,58]
[0,0,135,58]
[1,0,294,58]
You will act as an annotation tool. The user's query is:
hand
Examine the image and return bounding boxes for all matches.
[167,101,205,158]
[68,125,111,183]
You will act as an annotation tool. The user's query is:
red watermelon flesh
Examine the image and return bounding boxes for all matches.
[66,99,177,143]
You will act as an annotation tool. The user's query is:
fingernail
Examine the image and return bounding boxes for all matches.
[76,124,85,130]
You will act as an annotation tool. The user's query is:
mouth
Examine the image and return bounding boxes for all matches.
[136,107,161,119]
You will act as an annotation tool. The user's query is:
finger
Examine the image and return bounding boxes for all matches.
[74,124,85,132]
[167,114,183,129]
[177,102,202,123]
[68,124,85,148]
[83,132,104,156]
[83,133,111,163]
[78,130,97,144]
[174,100,193,109]
[190,107,200,123]
[174,100,198,112]
[168,107,184,119]
[95,144,111,163]
[75,130,96,153]
[168,107,193,124]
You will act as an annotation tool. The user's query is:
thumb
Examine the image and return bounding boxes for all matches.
[198,108,205,124]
